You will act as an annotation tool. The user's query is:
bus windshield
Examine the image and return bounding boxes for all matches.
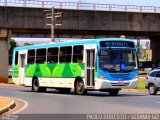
[99,48,137,72]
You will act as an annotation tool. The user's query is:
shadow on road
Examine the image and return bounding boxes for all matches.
[18,88,149,97]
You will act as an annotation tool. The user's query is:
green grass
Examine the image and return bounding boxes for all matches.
[137,78,147,92]
[138,71,147,74]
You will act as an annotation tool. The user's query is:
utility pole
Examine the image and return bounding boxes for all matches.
[51,7,54,42]
[45,7,62,42]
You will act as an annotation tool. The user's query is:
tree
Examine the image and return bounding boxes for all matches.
[24,42,33,46]
[9,39,18,65]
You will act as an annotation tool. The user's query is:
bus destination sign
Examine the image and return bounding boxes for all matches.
[100,41,134,47]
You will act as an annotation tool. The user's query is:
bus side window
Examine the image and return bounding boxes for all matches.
[73,45,83,63]
[59,46,72,63]
[15,51,19,65]
[47,47,58,63]
[36,48,46,64]
[27,49,35,64]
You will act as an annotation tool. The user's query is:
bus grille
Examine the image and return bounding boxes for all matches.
[109,73,130,80]
[111,82,130,86]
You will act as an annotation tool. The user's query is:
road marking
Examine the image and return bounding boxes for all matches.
[12,98,28,114]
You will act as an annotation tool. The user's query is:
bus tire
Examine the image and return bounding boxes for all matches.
[109,89,119,96]
[75,79,87,95]
[32,78,46,92]
[148,84,157,95]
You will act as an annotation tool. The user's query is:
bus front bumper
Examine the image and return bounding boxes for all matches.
[96,78,138,89]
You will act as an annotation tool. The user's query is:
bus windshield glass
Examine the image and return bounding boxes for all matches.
[99,48,137,72]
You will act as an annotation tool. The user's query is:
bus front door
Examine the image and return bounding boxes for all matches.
[85,49,95,88]
[19,54,26,85]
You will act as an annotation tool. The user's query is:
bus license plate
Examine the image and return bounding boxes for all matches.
[118,81,124,85]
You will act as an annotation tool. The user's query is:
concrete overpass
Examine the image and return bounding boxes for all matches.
[0,6,160,83]
[0,6,160,38]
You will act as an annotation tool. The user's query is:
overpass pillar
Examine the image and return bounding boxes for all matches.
[150,35,160,67]
[0,29,10,83]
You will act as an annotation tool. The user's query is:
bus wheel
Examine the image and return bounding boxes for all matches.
[75,79,87,95]
[32,78,46,92]
[109,89,119,96]
[149,84,157,95]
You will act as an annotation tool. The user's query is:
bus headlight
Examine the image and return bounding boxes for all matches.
[100,74,107,79]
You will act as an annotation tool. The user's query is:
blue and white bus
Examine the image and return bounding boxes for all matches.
[12,38,139,95]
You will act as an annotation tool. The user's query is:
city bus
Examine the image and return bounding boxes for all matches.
[12,38,139,95]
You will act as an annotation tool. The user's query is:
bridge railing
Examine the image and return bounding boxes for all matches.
[0,0,160,13]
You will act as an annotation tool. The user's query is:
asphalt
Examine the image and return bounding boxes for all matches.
[0,85,160,114]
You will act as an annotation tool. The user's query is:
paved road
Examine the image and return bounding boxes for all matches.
[0,86,160,114]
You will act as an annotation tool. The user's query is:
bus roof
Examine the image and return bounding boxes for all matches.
[14,38,135,51]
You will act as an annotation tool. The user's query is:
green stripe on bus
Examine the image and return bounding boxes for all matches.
[15,63,98,78]
[25,63,85,77]
[13,65,19,77]
[52,64,65,77]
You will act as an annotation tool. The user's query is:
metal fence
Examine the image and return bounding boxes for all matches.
[0,0,160,13]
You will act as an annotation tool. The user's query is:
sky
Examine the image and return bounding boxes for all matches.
[13,0,158,45]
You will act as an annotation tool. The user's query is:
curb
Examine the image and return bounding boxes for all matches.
[0,98,16,115]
